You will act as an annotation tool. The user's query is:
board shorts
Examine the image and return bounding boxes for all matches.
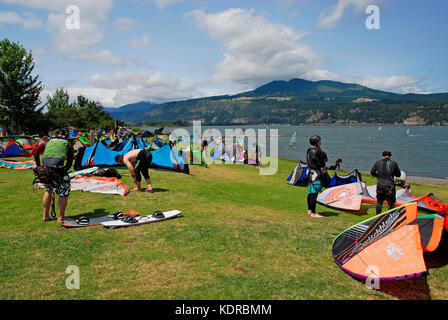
[42,158,71,197]
[308,179,322,194]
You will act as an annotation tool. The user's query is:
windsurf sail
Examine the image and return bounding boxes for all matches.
[289,132,296,148]
[417,214,445,252]
[332,202,427,281]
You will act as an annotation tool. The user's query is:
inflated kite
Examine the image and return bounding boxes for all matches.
[332,202,447,281]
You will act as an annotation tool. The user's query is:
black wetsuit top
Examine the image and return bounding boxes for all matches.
[306,147,327,173]
[370,158,401,188]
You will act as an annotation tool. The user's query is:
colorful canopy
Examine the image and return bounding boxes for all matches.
[332,202,448,282]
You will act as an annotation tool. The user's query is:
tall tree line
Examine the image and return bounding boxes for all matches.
[0,38,117,136]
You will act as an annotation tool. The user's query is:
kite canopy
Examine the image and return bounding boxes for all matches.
[286,161,308,185]
[332,202,448,282]
[0,159,36,169]
[70,175,130,197]
[286,160,362,188]
[0,140,30,158]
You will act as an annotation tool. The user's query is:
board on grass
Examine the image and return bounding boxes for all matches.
[61,215,115,228]
[61,211,137,228]
[102,210,182,229]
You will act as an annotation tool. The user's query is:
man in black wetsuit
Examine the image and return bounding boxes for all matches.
[370,151,401,215]
[306,135,328,218]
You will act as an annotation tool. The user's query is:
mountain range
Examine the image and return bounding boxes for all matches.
[106,78,448,126]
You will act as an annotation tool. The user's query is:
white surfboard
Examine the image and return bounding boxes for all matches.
[101,210,182,229]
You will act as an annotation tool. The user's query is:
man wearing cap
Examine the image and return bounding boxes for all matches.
[370,151,401,215]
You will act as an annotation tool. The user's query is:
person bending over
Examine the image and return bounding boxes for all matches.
[115,149,153,192]
[34,130,74,222]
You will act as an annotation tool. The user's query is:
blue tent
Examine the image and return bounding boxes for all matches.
[120,136,148,154]
[151,144,187,173]
[76,141,121,168]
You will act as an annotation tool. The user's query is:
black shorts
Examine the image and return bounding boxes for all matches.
[134,150,153,182]
[376,185,396,207]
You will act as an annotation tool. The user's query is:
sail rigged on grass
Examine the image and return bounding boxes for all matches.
[332,202,447,281]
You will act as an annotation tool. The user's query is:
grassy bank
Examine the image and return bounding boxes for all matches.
[0,157,447,300]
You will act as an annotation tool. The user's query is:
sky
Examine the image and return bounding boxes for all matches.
[0,0,447,107]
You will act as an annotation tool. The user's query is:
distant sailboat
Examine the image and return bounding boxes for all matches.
[406,128,410,136]
[378,126,382,131]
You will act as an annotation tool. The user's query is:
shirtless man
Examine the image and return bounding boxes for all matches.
[115,149,153,192]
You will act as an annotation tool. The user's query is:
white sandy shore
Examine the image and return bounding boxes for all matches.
[406,175,448,186]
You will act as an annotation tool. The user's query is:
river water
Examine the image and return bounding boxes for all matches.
[144,125,448,179]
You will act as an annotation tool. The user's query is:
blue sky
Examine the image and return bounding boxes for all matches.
[0,0,447,107]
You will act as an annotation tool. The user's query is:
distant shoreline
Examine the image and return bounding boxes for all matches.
[358,171,448,186]
[141,123,448,128]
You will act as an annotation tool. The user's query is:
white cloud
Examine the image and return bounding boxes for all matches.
[73,50,126,67]
[66,87,117,106]
[357,75,421,93]
[46,12,103,53]
[304,69,342,81]
[0,10,43,29]
[130,33,151,48]
[0,11,22,24]
[188,8,322,88]
[148,0,184,9]
[114,17,136,32]
[317,0,381,29]
[88,71,197,106]
[2,0,114,55]
[0,0,113,20]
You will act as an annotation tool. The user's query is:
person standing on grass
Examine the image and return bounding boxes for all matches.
[115,149,153,192]
[370,151,401,215]
[34,130,74,223]
[306,135,327,218]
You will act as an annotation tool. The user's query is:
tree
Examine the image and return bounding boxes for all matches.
[45,89,116,131]
[0,38,44,133]
[45,87,77,128]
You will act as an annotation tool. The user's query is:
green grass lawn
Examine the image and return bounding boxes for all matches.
[1,157,447,300]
